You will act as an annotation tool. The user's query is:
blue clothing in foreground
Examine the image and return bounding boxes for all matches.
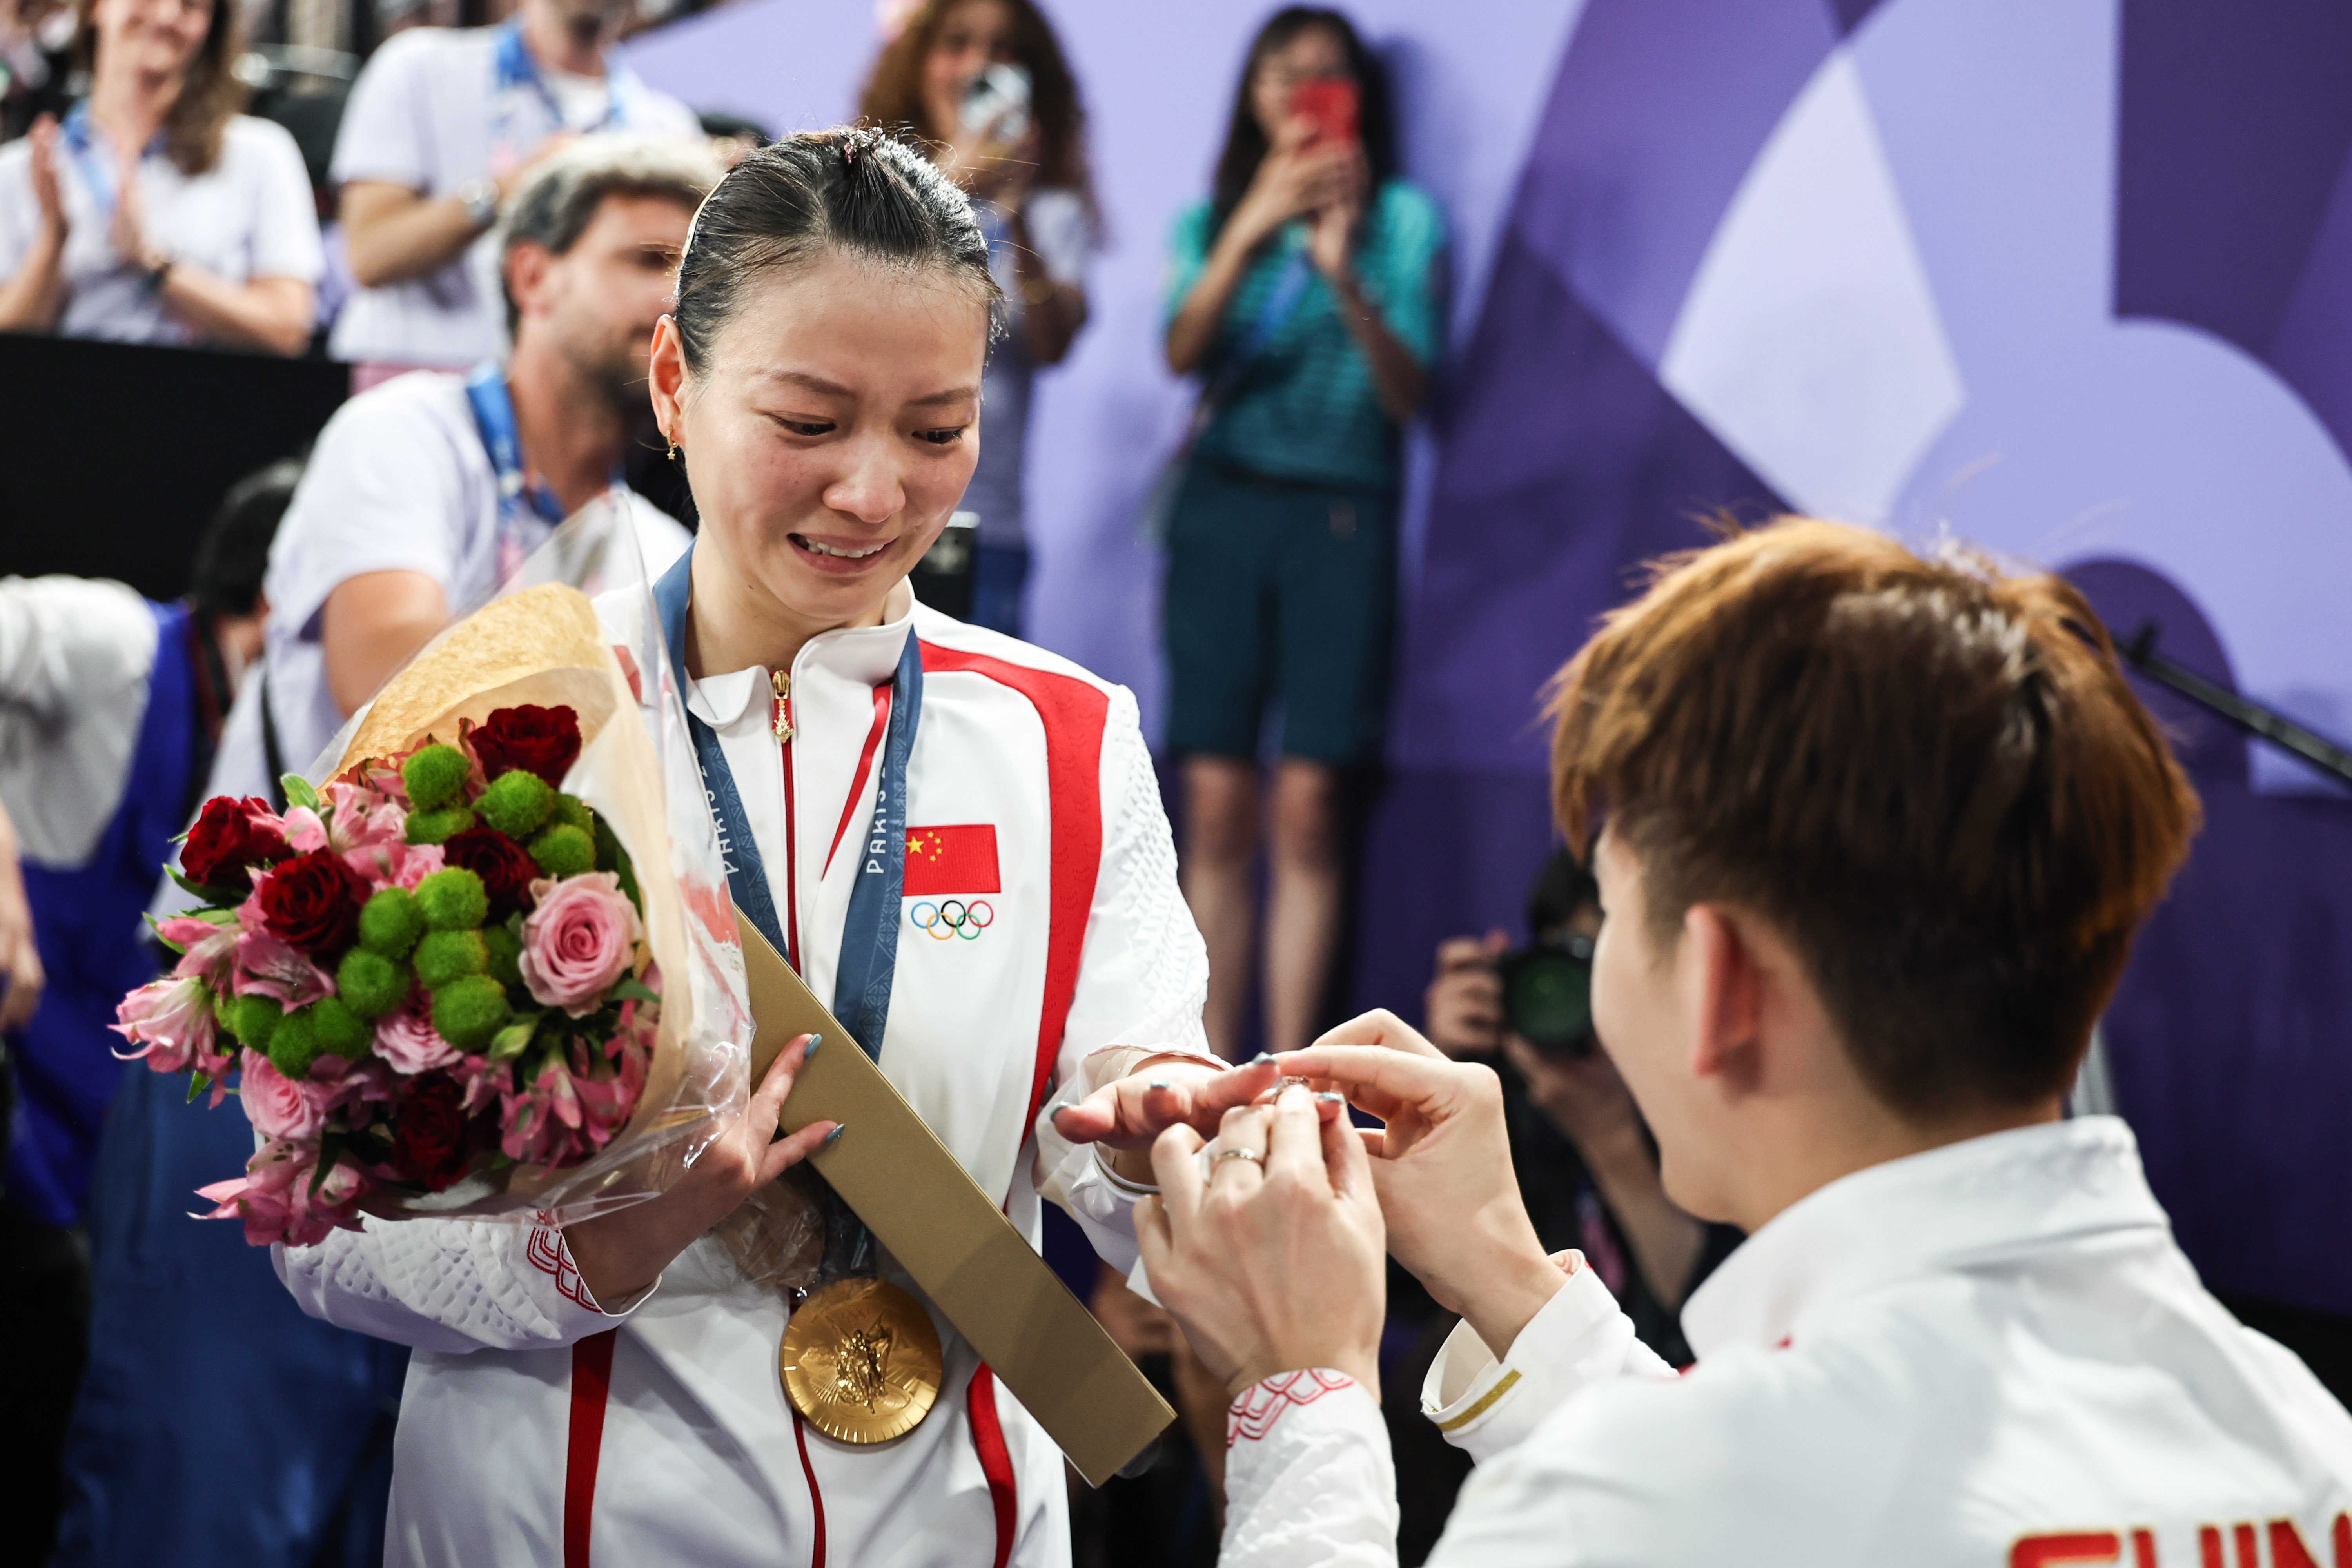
[53,1064,406,1568]
[1162,180,1445,491]
[5,599,194,1228]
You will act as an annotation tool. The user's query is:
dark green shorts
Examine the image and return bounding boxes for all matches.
[1162,462,1397,766]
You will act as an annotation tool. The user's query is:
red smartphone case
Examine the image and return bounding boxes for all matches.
[1290,79,1360,146]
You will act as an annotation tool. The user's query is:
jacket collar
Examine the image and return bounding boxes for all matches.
[687,581,918,728]
[1679,1116,2172,1358]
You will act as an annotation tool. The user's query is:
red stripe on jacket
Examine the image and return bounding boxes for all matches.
[916,642,1108,1129]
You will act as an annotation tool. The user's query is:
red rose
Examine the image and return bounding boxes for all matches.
[442,826,541,919]
[257,849,370,955]
[389,1074,472,1191]
[182,795,290,890]
[471,704,581,786]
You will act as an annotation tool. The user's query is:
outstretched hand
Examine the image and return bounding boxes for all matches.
[1276,1010,1567,1360]
[1050,1053,1283,1159]
[563,1032,837,1308]
[1137,1085,1385,1398]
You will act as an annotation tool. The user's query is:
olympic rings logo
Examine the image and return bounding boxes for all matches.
[909,899,995,941]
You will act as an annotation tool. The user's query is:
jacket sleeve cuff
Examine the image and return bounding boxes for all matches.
[1037,1043,1225,1276]
[1419,1256,1650,1463]
[1221,1372,1399,1568]
[530,1220,659,1324]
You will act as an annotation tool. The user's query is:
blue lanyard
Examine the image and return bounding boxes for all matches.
[650,543,923,1062]
[57,101,161,220]
[463,360,573,545]
[493,18,633,136]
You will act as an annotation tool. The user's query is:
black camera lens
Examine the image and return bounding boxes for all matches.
[1497,935,1595,1057]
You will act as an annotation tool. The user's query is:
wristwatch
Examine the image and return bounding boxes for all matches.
[457,175,501,230]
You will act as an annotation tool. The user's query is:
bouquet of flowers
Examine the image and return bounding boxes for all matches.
[118,546,751,1247]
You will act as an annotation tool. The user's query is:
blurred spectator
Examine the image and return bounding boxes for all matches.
[859,0,1098,637]
[0,462,285,1564]
[0,0,322,352]
[1423,849,1741,1359]
[1161,6,1442,1058]
[326,0,699,382]
[696,105,768,169]
[200,134,704,815]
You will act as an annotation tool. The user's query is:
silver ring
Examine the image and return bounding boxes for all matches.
[1215,1148,1264,1165]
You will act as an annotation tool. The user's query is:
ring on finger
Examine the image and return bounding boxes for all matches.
[1215,1147,1264,1166]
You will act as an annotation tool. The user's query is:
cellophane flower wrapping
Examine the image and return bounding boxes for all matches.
[117,499,751,1245]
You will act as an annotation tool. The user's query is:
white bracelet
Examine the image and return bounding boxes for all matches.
[1094,1141,1160,1197]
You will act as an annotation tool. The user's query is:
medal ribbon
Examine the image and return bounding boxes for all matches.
[650,543,921,1063]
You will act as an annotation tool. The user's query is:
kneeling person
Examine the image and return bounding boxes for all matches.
[1135,519,2352,1564]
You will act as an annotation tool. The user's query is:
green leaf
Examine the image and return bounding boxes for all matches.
[281,774,323,812]
[590,812,643,915]
[310,1138,341,1194]
[187,1071,209,1104]
[167,864,245,907]
[610,975,659,1007]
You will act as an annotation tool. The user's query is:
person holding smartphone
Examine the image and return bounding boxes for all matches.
[1161,7,1444,1063]
[859,0,1099,637]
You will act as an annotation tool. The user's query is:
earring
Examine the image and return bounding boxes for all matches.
[666,437,680,461]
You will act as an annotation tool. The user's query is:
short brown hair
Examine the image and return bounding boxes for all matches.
[1550,517,2200,1119]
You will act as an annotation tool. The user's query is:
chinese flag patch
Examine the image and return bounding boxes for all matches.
[903,824,1000,895]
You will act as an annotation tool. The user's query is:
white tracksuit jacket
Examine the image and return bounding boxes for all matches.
[1221,1116,2352,1566]
[277,590,1210,1568]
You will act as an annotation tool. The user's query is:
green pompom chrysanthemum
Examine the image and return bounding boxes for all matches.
[477,768,555,840]
[401,743,470,812]
[550,793,593,833]
[226,993,283,1050]
[312,996,371,1058]
[414,929,487,989]
[336,948,408,1018]
[483,923,523,990]
[404,805,475,846]
[432,974,510,1049]
[358,887,425,957]
[529,824,595,879]
[416,867,488,931]
[267,1006,320,1078]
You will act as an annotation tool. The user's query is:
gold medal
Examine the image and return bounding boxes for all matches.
[779,1277,943,1444]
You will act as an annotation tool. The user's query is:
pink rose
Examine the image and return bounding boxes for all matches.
[374,988,460,1074]
[239,1049,327,1142]
[518,873,642,1017]
[111,976,218,1076]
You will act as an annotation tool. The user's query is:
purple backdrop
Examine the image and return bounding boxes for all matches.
[631,0,2352,1313]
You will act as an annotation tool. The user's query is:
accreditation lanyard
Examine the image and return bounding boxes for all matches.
[650,543,923,1061]
[463,361,590,583]
[56,101,162,221]
[490,17,635,159]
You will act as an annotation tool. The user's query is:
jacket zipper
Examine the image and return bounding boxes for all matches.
[773,668,800,969]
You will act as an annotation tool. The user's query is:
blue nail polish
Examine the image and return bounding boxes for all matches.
[804,1033,822,1059]
[1317,1091,1344,1103]
[824,1124,845,1145]
[1147,1079,1171,1091]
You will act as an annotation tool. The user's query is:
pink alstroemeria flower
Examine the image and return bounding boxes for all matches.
[158,913,240,991]
[501,1052,590,1169]
[230,891,333,1008]
[111,975,218,1077]
[195,1138,367,1248]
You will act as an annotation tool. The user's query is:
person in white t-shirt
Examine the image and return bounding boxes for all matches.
[858,0,1098,636]
[327,0,699,377]
[200,135,713,818]
[0,0,320,352]
[1111,519,2352,1564]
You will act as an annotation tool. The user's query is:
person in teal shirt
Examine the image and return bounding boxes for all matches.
[1162,6,1443,1061]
